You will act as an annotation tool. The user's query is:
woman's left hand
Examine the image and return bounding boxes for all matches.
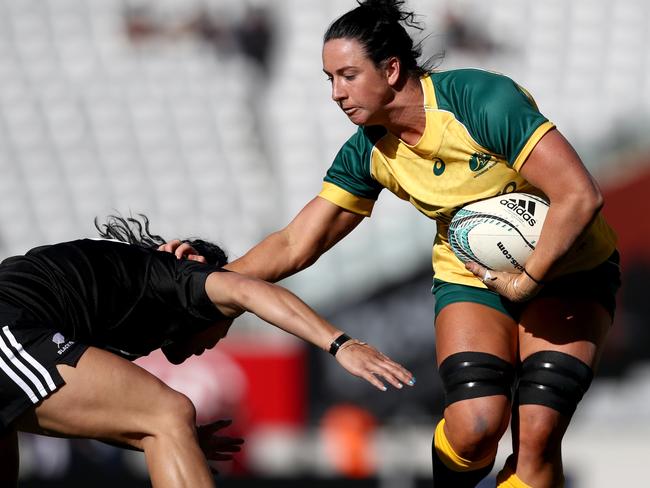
[335,340,415,391]
[197,419,244,463]
[465,262,541,302]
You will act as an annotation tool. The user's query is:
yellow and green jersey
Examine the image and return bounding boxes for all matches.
[318,69,617,287]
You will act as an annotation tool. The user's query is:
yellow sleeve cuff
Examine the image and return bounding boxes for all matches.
[512,121,555,172]
[318,182,375,217]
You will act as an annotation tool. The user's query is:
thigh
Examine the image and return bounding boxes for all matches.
[15,347,185,448]
[518,296,611,367]
[435,302,519,364]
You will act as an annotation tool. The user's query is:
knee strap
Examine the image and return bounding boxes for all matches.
[517,351,593,417]
[439,352,515,407]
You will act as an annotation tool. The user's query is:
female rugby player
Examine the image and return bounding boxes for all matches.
[164,2,620,486]
[0,215,414,487]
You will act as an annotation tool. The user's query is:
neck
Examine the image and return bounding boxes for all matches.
[382,75,425,145]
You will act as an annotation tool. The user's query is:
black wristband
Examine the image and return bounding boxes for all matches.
[523,268,545,285]
[329,333,352,356]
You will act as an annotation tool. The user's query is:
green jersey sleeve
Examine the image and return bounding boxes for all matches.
[323,126,385,200]
[432,69,550,167]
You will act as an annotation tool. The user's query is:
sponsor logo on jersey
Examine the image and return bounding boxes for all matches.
[500,181,517,195]
[499,198,537,226]
[469,152,492,172]
[52,332,74,355]
[497,241,524,271]
[432,157,446,176]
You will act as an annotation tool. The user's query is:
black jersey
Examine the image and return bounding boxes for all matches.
[0,239,225,359]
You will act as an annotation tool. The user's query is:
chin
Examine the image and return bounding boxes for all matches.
[347,114,366,126]
[162,346,188,365]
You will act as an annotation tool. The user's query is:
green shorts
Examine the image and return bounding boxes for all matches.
[432,251,621,320]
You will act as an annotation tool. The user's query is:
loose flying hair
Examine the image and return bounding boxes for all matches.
[324,0,442,77]
[94,214,228,267]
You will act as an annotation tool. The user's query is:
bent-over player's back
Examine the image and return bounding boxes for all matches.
[0,239,224,358]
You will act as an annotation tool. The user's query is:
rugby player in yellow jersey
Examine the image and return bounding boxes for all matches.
[166,1,620,486]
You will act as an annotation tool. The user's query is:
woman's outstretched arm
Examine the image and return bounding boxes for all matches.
[205,270,414,391]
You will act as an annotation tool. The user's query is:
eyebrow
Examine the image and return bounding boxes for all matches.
[322,66,358,76]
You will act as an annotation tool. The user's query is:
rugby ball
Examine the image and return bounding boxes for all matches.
[448,193,549,272]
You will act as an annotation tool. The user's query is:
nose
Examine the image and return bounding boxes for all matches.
[331,78,346,103]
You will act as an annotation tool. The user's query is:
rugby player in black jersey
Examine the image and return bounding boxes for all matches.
[0,215,414,487]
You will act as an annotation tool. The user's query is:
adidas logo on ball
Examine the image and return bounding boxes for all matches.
[499,198,537,226]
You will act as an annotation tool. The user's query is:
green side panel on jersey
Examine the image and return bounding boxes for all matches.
[431,69,549,166]
[324,126,386,200]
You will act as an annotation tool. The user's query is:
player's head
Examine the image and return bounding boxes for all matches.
[162,320,233,365]
[94,214,228,267]
[325,0,424,76]
[322,0,426,125]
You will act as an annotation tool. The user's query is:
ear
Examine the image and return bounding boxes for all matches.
[384,57,401,86]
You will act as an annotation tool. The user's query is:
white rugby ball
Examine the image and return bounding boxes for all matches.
[448,193,549,272]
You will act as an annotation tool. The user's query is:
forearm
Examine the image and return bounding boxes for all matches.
[225,197,364,283]
[246,283,343,350]
[524,190,602,281]
[225,230,313,283]
[207,273,340,350]
[518,129,605,281]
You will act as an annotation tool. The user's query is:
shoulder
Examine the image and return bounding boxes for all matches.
[333,126,388,171]
[339,125,388,154]
[429,68,550,163]
[331,126,387,175]
[431,68,530,113]
[325,126,386,200]
[431,68,513,85]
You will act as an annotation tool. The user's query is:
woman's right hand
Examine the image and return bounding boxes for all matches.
[335,340,415,391]
[158,240,206,263]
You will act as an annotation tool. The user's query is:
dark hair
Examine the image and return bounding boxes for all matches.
[324,0,438,77]
[94,214,228,267]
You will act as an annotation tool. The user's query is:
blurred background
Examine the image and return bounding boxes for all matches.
[1,0,649,486]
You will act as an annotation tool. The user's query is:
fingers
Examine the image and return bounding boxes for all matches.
[379,358,416,388]
[338,342,415,392]
[197,419,245,462]
[198,419,232,436]
[364,350,414,389]
[203,437,244,461]
[205,437,244,452]
[464,262,539,302]
[370,361,415,391]
[157,240,207,262]
[174,242,197,260]
[188,254,207,263]
[158,239,182,253]
[465,262,503,296]
[465,261,495,283]
[363,372,390,392]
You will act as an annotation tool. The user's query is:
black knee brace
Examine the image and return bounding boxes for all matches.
[517,351,593,417]
[439,352,515,407]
